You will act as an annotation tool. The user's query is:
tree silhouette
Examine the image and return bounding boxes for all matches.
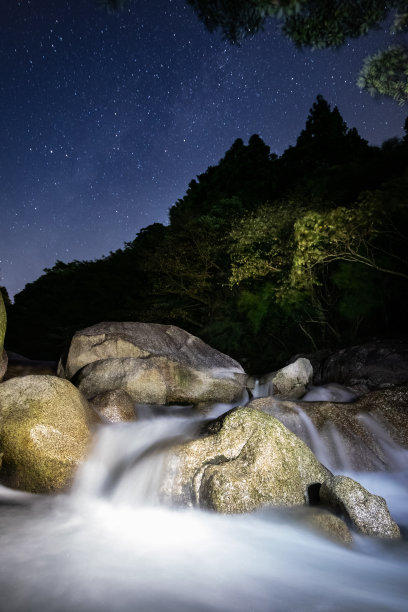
[98,0,408,102]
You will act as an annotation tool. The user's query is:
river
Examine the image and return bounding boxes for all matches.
[0,401,407,612]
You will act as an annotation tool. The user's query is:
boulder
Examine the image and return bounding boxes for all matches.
[248,387,408,471]
[59,322,247,405]
[252,358,313,399]
[304,340,408,392]
[0,375,95,493]
[89,389,137,423]
[0,293,7,382]
[319,475,400,539]
[161,406,330,513]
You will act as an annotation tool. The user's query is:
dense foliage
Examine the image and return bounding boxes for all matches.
[6,97,408,371]
[357,45,408,105]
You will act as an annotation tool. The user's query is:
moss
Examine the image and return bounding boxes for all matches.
[0,376,93,493]
[164,406,330,512]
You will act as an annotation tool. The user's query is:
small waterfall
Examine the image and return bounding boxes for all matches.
[1,392,408,611]
[72,417,199,506]
[302,383,358,403]
[358,413,408,471]
[289,404,334,469]
[263,400,408,473]
[251,378,271,398]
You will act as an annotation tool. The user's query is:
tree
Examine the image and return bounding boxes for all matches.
[99,1,408,102]
[357,45,408,104]
[0,286,11,309]
[290,195,408,288]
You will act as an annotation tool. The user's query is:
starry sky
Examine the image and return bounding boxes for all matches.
[1,0,407,299]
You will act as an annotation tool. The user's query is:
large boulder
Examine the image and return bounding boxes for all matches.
[0,293,7,382]
[304,340,408,392]
[253,358,313,399]
[248,387,408,471]
[0,375,95,493]
[161,406,330,513]
[319,475,400,539]
[59,322,247,405]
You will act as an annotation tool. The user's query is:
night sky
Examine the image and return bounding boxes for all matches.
[1,0,407,299]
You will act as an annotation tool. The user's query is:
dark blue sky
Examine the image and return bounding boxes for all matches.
[1,0,407,298]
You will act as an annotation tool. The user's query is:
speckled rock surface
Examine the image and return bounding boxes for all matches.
[304,340,408,392]
[0,293,7,382]
[0,375,95,493]
[248,386,408,471]
[59,322,247,405]
[89,389,137,422]
[319,474,400,539]
[302,508,353,545]
[74,355,246,405]
[256,358,313,399]
[162,406,330,513]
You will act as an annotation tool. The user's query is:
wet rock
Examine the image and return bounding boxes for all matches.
[162,406,330,513]
[253,358,313,399]
[60,322,247,405]
[319,475,400,539]
[89,389,137,423]
[301,508,353,545]
[305,340,408,392]
[248,387,408,471]
[0,375,95,493]
[302,383,357,403]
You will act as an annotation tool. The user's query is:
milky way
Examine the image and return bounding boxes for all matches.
[1,0,406,298]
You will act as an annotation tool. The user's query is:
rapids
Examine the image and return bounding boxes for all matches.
[0,399,407,612]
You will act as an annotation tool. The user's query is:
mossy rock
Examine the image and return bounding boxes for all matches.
[320,474,400,539]
[162,406,331,513]
[0,375,95,493]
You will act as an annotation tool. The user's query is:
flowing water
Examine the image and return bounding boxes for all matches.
[0,399,407,612]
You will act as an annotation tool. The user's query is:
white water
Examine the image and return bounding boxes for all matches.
[0,409,408,611]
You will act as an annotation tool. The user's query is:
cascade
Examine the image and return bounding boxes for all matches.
[0,390,407,611]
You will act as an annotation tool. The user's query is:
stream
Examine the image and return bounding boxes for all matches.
[0,398,407,612]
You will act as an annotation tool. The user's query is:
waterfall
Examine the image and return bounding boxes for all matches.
[289,404,334,469]
[357,413,408,472]
[0,397,407,611]
[72,417,199,506]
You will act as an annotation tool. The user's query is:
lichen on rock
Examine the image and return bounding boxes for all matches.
[162,406,330,513]
[0,375,95,493]
[319,474,400,539]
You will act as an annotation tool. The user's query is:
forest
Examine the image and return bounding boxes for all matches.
[4,96,408,372]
